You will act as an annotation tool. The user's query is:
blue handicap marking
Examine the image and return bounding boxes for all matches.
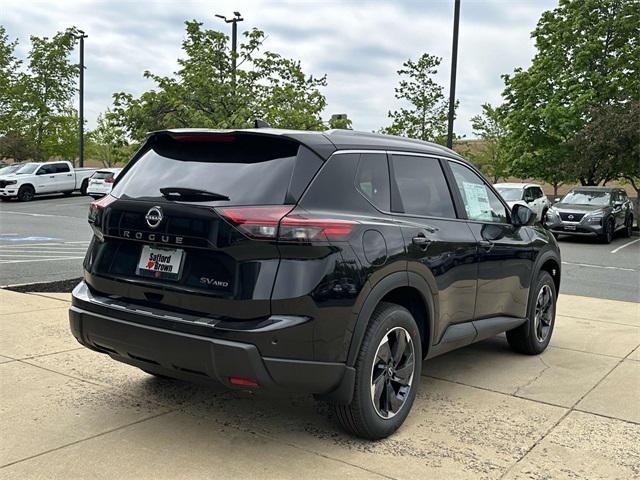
[0,236,61,242]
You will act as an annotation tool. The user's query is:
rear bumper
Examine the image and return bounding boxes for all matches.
[69,281,354,402]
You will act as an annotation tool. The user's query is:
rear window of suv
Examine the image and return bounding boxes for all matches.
[112,134,322,205]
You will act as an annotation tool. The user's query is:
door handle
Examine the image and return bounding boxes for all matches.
[479,240,494,252]
[412,234,431,249]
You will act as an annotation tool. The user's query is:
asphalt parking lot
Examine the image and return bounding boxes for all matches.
[0,289,638,479]
[0,193,638,301]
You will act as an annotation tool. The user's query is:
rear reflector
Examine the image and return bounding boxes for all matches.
[104,176,115,183]
[229,376,258,387]
[216,206,357,242]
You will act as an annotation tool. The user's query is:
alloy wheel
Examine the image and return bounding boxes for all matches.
[534,284,554,342]
[370,327,415,419]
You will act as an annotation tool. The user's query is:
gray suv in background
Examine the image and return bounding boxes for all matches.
[545,187,634,243]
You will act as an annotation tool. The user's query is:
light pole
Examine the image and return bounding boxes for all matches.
[73,30,88,167]
[215,12,244,85]
[446,0,460,149]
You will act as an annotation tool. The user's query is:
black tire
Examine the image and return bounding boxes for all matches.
[599,218,614,244]
[80,179,89,196]
[623,215,633,238]
[332,302,422,440]
[506,271,556,355]
[17,184,35,202]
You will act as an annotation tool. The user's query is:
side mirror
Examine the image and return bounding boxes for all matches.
[36,169,45,175]
[613,201,623,208]
[524,196,533,203]
[512,204,535,227]
[553,197,561,204]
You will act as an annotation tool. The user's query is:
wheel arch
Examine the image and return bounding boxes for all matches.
[346,272,435,367]
[532,249,561,296]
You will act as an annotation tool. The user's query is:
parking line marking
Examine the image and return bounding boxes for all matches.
[0,256,85,264]
[561,261,638,272]
[610,238,640,254]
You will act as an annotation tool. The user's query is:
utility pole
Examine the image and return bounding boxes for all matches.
[215,12,244,85]
[74,30,88,167]
[446,0,460,149]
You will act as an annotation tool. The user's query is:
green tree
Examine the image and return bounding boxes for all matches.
[573,101,640,217]
[382,53,452,144]
[87,112,133,167]
[468,103,510,183]
[502,0,639,186]
[111,21,327,142]
[0,26,80,161]
[328,114,352,130]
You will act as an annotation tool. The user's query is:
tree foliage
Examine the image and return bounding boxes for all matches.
[110,21,328,142]
[467,103,510,183]
[86,112,133,167]
[382,53,453,144]
[502,0,639,186]
[0,26,80,161]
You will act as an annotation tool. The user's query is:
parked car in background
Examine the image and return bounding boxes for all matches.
[545,187,634,243]
[0,163,25,179]
[87,168,123,199]
[70,128,561,440]
[0,161,97,201]
[494,183,551,222]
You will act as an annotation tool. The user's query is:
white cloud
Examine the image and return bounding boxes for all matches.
[2,0,557,137]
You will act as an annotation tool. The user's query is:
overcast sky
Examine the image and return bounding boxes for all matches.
[2,0,557,137]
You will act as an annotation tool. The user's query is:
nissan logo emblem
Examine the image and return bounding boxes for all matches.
[568,214,574,220]
[145,206,164,229]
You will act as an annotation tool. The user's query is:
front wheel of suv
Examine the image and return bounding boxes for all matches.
[333,302,422,440]
[506,271,556,355]
[600,218,614,244]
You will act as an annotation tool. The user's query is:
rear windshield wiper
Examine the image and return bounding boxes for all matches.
[160,187,230,201]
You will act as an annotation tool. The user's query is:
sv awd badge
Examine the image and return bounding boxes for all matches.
[200,277,229,288]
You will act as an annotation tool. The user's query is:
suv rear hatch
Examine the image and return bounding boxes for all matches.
[85,131,325,320]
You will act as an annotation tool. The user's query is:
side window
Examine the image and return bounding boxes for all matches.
[523,187,534,201]
[390,155,456,218]
[355,153,390,211]
[38,164,55,175]
[55,163,70,173]
[535,187,544,199]
[449,161,508,223]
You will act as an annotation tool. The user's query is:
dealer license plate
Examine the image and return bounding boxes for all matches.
[137,245,185,280]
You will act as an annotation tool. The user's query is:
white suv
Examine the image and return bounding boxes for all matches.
[494,183,551,222]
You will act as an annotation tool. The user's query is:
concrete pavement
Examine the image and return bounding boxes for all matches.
[0,290,638,479]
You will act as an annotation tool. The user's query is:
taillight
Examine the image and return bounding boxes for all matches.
[216,206,356,242]
[217,206,293,239]
[104,176,114,183]
[88,194,116,226]
[279,214,356,241]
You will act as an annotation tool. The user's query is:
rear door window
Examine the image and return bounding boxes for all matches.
[390,154,456,218]
[112,135,321,206]
[355,153,390,211]
[55,163,70,173]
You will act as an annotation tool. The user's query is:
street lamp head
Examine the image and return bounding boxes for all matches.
[215,14,226,20]
[234,11,241,17]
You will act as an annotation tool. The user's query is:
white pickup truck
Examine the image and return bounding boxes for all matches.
[0,161,97,202]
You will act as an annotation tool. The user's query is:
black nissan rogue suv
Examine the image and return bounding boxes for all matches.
[70,128,561,439]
